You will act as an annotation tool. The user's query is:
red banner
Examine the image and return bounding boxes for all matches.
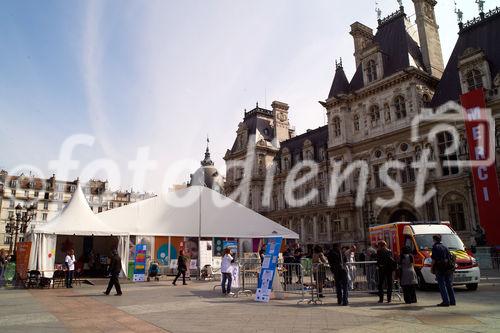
[460,89,500,246]
[15,242,32,281]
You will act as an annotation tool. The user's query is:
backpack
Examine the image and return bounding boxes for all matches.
[446,252,456,272]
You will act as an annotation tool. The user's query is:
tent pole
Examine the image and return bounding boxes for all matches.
[198,186,202,280]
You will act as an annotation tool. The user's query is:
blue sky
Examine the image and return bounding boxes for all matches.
[0,0,490,193]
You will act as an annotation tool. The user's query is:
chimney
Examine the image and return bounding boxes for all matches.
[350,22,374,67]
[412,0,444,78]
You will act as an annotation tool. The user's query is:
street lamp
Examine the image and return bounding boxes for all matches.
[6,202,36,257]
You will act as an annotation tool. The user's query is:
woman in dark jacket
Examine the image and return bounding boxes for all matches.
[172,250,188,286]
[399,246,418,304]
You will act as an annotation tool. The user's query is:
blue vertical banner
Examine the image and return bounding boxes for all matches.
[133,244,147,282]
[255,237,282,302]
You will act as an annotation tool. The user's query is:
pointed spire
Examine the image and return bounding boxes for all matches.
[201,136,214,167]
[328,58,350,99]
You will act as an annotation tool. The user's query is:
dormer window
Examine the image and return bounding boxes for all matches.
[466,69,483,91]
[366,59,378,82]
[283,157,289,170]
[319,148,326,161]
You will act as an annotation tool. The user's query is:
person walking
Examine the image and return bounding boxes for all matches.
[221,248,234,296]
[64,249,76,288]
[399,246,418,304]
[104,249,122,296]
[376,241,396,303]
[327,243,349,306]
[172,250,188,286]
[283,248,294,286]
[431,234,456,307]
[312,245,328,298]
[0,249,8,287]
[293,244,303,284]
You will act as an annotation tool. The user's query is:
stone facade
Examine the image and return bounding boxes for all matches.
[224,3,500,251]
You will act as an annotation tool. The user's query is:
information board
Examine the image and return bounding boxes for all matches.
[133,244,147,282]
[255,237,282,302]
[199,240,213,268]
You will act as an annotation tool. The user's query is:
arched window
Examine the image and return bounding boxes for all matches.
[332,116,341,137]
[306,150,313,160]
[422,94,431,108]
[353,114,360,131]
[394,96,407,119]
[466,69,483,91]
[415,145,422,161]
[370,105,380,127]
[366,59,378,82]
[438,132,459,176]
[283,157,289,170]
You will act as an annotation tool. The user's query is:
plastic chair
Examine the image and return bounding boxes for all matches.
[52,270,65,289]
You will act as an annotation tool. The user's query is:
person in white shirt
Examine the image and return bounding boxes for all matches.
[65,249,76,288]
[220,248,234,296]
[345,245,357,290]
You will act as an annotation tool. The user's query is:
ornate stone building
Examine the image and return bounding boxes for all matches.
[224,1,500,250]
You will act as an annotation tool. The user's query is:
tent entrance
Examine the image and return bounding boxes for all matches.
[55,235,119,278]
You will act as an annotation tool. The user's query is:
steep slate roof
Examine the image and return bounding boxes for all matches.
[276,126,328,164]
[338,12,425,95]
[431,9,500,107]
[230,106,275,153]
[328,65,350,98]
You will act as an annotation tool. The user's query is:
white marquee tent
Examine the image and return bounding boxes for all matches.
[98,186,299,239]
[28,183,129,277]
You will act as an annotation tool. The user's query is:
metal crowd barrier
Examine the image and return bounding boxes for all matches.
[278,263,308,303]
[307,261,402,304]
[214,260,402,304]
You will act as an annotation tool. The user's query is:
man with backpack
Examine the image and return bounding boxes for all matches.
[431,234,456,307]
